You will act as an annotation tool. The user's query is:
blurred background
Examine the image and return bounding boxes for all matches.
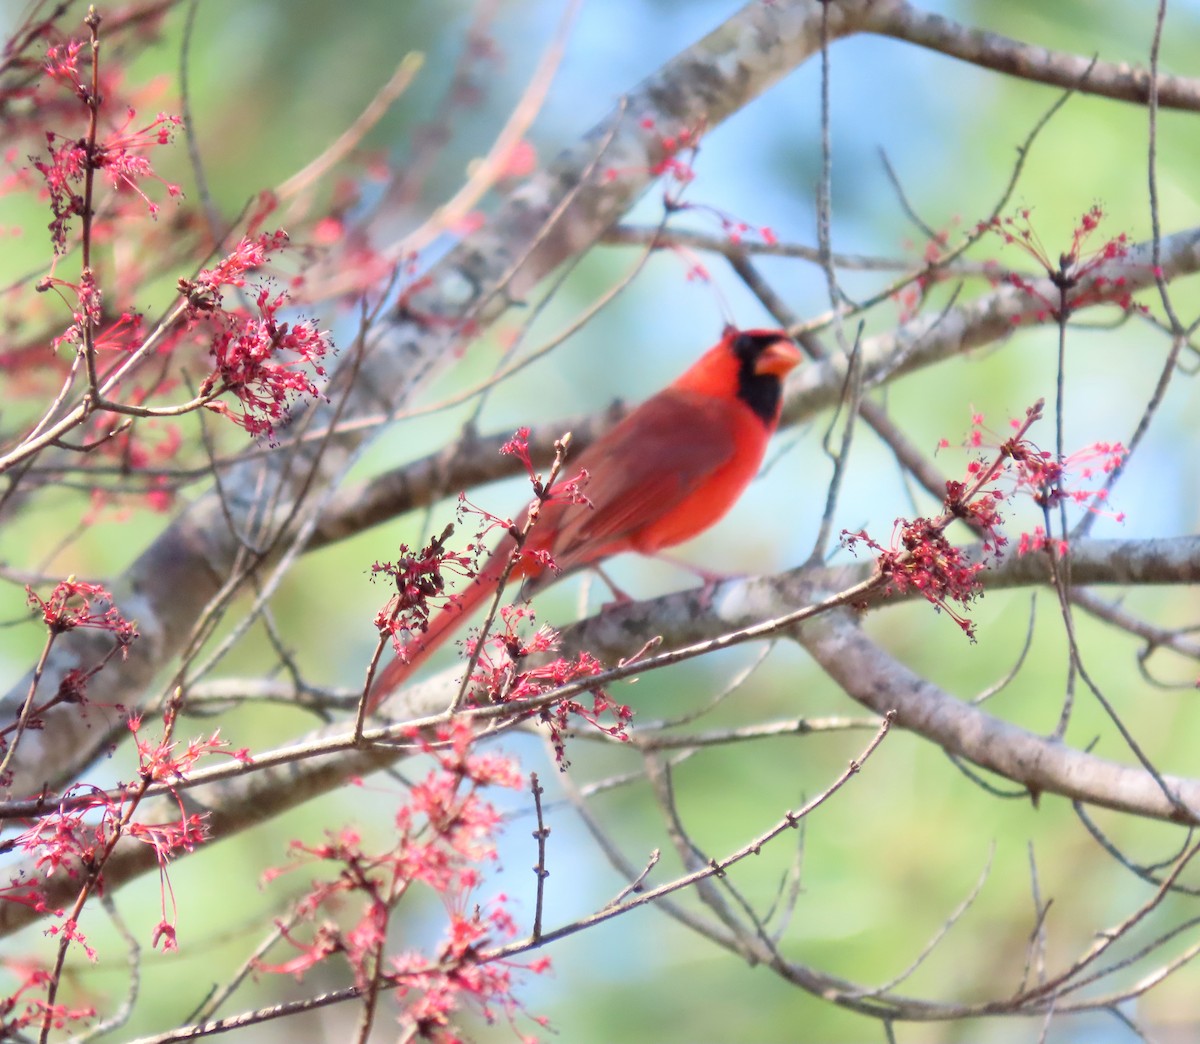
[2,1,1200,1040]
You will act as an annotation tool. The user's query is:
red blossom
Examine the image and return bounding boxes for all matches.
[25,579,136,646]
[620,119,781,273]
[942,480,1005,551]
[373,530,478,655]
[682,203,779,249]
[604,116,703,197]
[465,607,632,766]
[389,899,549,1042]
[844,522,985,640]
[44,918,96,962]
[175,231,338,437]
[1018,525,1069,558]
[1008,438,1126,519]
[193,278,334,438]
[258,719,543,1035]
[42,41,86,89]
[848,403,1127,637]
[89,107,182,209]
[0,958,97,1037]
[2,710,227,967]
[618,114,778,260]
[978,205,1143,319]
[39,270,103,350]
[151,920,178,952]
[893,220,960,321]
[7,786,117,885]
[30,37,182,252]
[960,408,1126,524]
[129,718,249,785]
[182,230,291,304]
[92,308,144,352]
[126,815,208,861]
[257,923,343,979]
[500,426,536,479]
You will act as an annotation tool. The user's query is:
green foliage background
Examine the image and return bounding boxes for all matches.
[2,1,1199,1041]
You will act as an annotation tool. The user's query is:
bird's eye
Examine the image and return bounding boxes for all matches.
[733,333,757,357]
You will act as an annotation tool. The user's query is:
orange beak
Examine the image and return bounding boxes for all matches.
[753,336,803,377]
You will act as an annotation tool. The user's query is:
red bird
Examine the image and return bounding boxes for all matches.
[368,326,801,708]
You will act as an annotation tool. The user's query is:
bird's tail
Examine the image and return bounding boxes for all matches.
[367,534,520,711]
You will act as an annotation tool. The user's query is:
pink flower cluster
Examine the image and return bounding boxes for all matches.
[258,719,548,1039]
[33,39,181,252]
[979,205,1142,320]
[846,400,1126,639]
[182,231,335,437]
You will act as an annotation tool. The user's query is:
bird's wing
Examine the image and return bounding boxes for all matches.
[537,388,745,573]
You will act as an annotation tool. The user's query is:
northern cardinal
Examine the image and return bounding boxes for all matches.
[368,326,801,708]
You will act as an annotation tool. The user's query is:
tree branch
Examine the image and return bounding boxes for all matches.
[869,0,1200,111]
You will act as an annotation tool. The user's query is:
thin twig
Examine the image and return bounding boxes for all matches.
[530,772,550,941]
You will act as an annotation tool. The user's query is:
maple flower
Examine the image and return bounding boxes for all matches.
[25,579,136,646]
[183,230,291,304]
[130,720,251,785]
[978,204,1142,320]
[257,719,545,1036]
[171,231,338,437]
[8,786,115,885]
[845,522,985,640]
[31,40,182,252]
[89,107,182,211]
[466,608,633,766]
[42,40,86,88]
[196,284,334,438]
[500,427,535,480]
[390,896,550,1042]
[1006,437,1126,519]
[958,407,1127,545]
[848,401,1127,639]
[0,960,97,1037]
[1017,525,1068,558]
[373,530,477,653]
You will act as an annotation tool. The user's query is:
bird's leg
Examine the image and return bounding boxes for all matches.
[592,555,741,611]
[591,564,634,605]
[650,551,741,586]
[649,552,744,609]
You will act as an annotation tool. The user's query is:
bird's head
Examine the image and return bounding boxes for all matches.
[723,326,802,425]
